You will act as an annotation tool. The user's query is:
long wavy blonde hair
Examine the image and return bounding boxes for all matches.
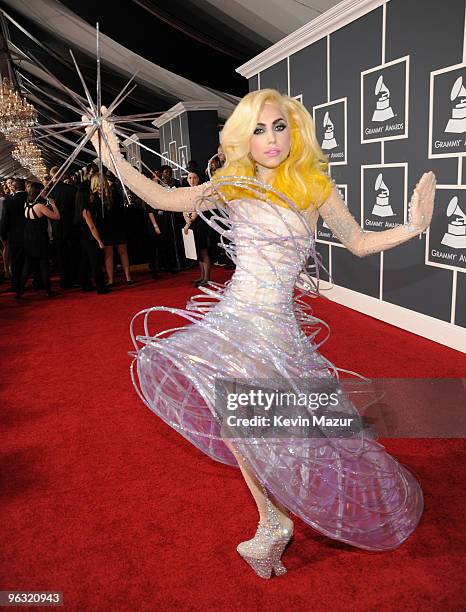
[213,89,332,210]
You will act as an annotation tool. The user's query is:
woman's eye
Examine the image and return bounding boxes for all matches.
[275,123,286,131]
[253,127,264,135]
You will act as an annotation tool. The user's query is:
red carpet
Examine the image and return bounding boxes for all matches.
[1,268,465,611]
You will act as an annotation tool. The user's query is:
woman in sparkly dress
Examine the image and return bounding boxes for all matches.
[84,89,436,579]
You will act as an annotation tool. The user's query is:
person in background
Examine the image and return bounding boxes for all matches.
[151,169,163,184]
[92,173,132,286]
[48,165,79,289]
[74,182,109,294]
[157,165,186,273]
[0,178,27,296]
[145,201,161,279]
[208,156,222,176]
[18,181,60,299]
[182,170,216,287]
[0,183,8,282]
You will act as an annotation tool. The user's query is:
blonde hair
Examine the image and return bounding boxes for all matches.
[213,89,331,210]
[90,174,113,206]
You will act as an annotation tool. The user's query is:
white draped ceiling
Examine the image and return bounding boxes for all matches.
[0,0,342,175]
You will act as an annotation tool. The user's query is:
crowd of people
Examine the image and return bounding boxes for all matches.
[0,149,232,300]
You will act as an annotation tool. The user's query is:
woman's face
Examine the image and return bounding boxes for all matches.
[187,172,200,187]
[249,102,291,172]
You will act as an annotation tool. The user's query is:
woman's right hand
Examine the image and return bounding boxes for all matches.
[98,239,105,249]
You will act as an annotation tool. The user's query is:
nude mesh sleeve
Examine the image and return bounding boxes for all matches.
[96,128,212,212]
[317,184,423,257]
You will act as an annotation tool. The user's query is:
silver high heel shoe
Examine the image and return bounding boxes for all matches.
[237,485,294,579]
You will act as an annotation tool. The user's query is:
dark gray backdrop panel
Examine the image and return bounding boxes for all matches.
[289,38,327,111]
[382,0,465,318]
[249,74,258,92]
[456,273,466,328]
[327,6,383,296]
[187,110,219,169]
[259,59,288,94]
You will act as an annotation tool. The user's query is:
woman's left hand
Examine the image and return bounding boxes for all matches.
[407,171,437,232]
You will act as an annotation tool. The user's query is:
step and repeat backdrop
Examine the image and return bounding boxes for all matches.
[246,0,466,338]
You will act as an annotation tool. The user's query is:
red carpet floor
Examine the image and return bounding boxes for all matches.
[1,268,465,611]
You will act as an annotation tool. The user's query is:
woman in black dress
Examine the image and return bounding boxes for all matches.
[18,181,60,298]
[75,182,109,294]
[182,170,217,286]
[92,174,132,286]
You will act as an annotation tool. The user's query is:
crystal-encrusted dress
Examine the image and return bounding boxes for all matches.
[129,186,423,552]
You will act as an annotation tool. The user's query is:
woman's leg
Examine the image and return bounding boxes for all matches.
[18,254,32,296]
[39,256,52,294]
[88,241,106,292]
[222,435,292,527]
[104,245,114,284]
[195,261,205,283]
[200,249,211,282]
[79,237,92,290]
[116,243,131,281]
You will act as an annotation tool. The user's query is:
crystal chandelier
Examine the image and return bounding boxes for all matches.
[0,78,46,179]
[0,79,37,136]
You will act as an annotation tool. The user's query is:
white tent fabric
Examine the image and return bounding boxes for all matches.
[1,0,239,112]
[199,0,340,44]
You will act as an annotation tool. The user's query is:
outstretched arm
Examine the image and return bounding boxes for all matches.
[84,112,212,213]
[317,172,436,257]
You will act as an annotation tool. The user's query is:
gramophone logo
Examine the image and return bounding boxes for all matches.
[361,56,409,143]
[372,173,395,217]
[426,187,466,272]
[321,112,338,150]
[361,164,407,232]
[429,64,466,158]
[372,76,395,122]
[444,76,466,134]
[313,99,347,165]
[441,196,466,249]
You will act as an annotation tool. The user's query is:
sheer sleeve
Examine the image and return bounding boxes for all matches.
[87,120,213,212]
[316,180,434,257]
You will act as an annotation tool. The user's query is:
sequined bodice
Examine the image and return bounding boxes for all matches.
[224,199,312,308]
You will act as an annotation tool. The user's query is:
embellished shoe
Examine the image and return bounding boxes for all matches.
[237,487,294,579]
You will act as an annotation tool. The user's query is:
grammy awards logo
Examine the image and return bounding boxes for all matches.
[372,173,395,217]
[361,57,409,143]
[362,164,406,231]
[429,64,466,157]
[321,112,338,150]
[444,76,466,134]
[426,187,466,272]
[441,196,466,249]
[372,76,395,122]
[313,99,347,165]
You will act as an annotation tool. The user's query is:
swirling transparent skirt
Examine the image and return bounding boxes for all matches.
[130,193,423,552]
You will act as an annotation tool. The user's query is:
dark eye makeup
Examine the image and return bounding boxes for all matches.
[253,122,287,135]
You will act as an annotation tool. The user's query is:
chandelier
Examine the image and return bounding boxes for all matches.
[0,79,37,136]
[0,78,46,180]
